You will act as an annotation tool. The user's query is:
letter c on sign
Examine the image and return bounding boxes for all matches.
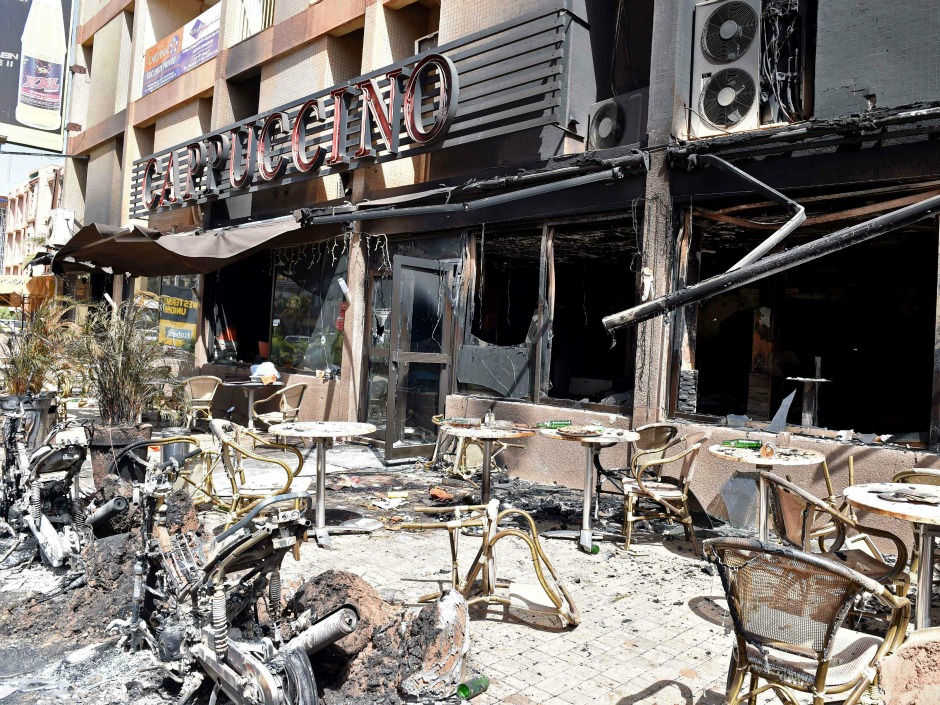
[291,100,326,173]
[404,54,459,145]
[143,158,162,210]
[258,111,289,181]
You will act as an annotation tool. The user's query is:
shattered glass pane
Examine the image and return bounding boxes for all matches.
[392,361,442,448]
[398,268,445,354]
[366,355,389,433]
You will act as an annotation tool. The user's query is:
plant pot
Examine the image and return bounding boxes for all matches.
[90,424,153,488]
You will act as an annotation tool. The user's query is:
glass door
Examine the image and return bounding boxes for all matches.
[367,256,455,459]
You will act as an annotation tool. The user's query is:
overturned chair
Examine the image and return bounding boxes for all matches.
[403,500,579,627]
[207,419,308,527]
[706,537,909,705]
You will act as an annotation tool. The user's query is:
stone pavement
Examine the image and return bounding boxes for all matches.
[199,438,738,705]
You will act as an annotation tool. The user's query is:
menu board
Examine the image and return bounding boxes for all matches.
[142,4,220,97]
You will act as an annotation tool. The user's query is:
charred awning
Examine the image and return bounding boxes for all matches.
[51,217,300,277]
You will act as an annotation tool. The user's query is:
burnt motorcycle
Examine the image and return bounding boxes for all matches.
[109,446,359,705]
[1,396,98,567]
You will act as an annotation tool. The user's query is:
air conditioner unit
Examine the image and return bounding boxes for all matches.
[689,0,761,139]
[586,87,649,150]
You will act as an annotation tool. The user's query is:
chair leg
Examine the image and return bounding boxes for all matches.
[746,673,758,705]
[682,505,700,557]
[725,654,746,705]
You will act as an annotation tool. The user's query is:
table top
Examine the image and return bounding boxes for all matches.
[223,380,284,388]
[844,483,940,525]
[539,428,640,445]
[268,421,377,439]
[440,425,535,441]
[707,444,826,467]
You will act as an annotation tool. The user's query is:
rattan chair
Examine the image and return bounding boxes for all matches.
[892,468,940,584]
[183,375,222,428]
[705,537,910,705]
[763,471,909,595]
[594,422,680,508]
[207,419,307,527]
[251,383,308,434]
[622,431,707,555]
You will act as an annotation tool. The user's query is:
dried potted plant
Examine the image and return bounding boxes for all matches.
[67,297,180,484]
[0,296,76,445]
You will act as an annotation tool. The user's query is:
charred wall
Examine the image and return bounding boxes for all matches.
[814,1,940,116]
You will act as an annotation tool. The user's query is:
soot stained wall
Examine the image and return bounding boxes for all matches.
[814,0,940,117]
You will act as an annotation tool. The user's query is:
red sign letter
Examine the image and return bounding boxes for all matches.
[229,126,257,189]
[291,100,326,173]
[404,54,459,145]
[354,69,405,159]
[328,87,354,166]
[258,112,289,181]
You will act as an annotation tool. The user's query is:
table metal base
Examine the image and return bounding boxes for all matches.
[541,444,602,554]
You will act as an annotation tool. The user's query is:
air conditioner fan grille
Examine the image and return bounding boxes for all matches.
[700,68,756,128]
[702,1,758,63]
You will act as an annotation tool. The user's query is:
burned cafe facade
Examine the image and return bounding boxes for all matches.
[56,0,940,510]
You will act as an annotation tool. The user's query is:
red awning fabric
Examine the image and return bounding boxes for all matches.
[51,217,303,277]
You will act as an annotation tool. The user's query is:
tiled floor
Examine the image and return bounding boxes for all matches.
[220,439,738,705]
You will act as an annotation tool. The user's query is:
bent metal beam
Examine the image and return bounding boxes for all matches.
[602,192,940,332]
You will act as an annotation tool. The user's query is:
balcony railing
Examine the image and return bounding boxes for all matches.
[238,0,276,43]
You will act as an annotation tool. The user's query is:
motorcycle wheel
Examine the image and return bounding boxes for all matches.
[280,649,318,705]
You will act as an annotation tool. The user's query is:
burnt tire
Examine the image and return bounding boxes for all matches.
[281,648,318,705]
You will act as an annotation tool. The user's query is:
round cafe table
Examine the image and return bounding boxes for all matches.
[268,421,376,549]
[707,444,826,538]
[844,482,940,629]
[539,427,640,554]
[439,425,535,504]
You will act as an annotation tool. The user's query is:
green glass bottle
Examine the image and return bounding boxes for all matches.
[457,676,489,699]
[536,420,572,429]
[721,439,762,449]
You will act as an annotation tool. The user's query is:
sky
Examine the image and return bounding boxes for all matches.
[0,146,64,196]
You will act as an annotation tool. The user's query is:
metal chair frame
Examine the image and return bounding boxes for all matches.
[251,383,308,445]
[622,432,708,555]
[761,470,909,596]
[403,500,580,627]
[207,420,305,527]
[593,422,681,518]
[182,375,222,429]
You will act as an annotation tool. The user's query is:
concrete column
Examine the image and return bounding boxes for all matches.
[631,150,674,426]
[343,228,368,422]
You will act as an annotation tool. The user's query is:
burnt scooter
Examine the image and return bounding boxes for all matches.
[109,446,360,705]
[0,397,98,567]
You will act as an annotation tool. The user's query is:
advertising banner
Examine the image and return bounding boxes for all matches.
[0,0,74,152]
[143,4,220,97]
[158,284,199,348]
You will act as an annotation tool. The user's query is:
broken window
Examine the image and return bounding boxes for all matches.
[458,221,639,409]
[547,227,637,407]
[460,229,541,399]
[677,218,937,438]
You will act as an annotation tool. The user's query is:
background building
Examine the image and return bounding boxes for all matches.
[3,163,65,276]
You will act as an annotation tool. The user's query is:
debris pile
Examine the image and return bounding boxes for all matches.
[291,570,468,705]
